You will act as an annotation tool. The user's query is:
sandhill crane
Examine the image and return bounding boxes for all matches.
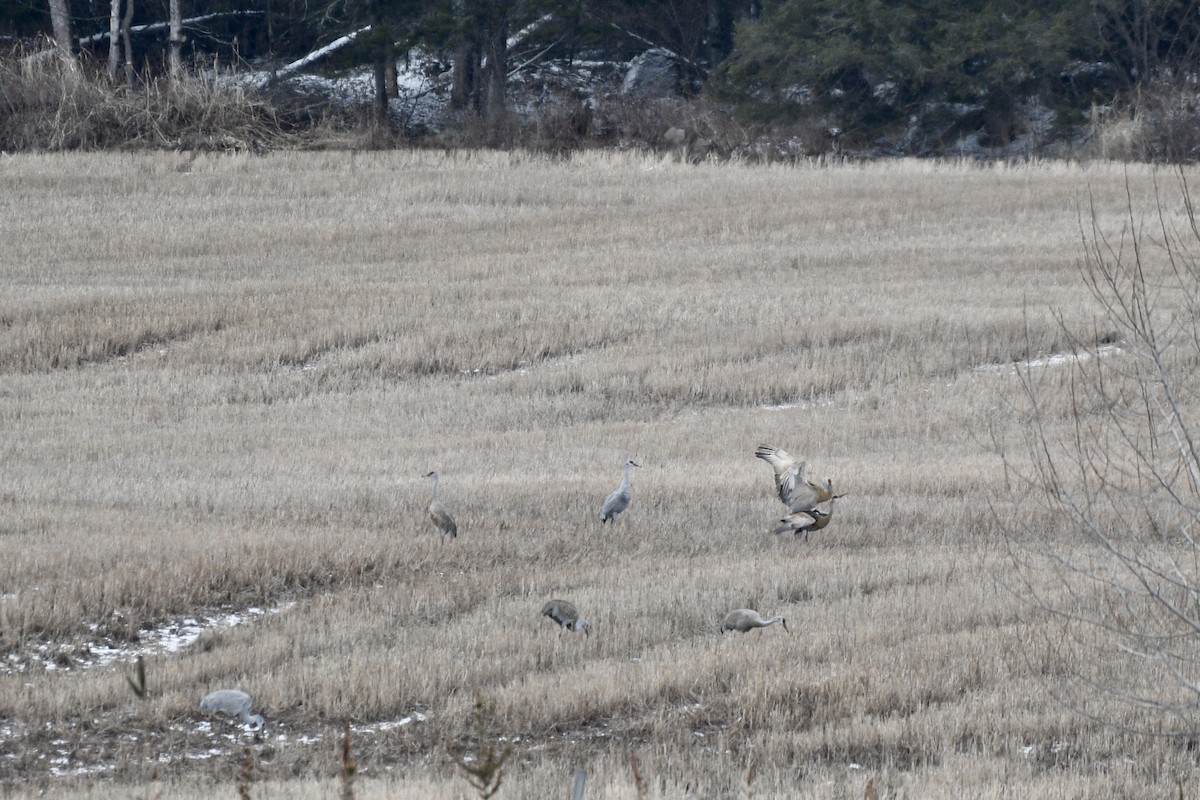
[754,444,834,512]
[541,599,589,635]
[424,471,458,539]
[773,480,844,541]
[720,608,789,634]
[199,689,265,730]
[597,459,639,523]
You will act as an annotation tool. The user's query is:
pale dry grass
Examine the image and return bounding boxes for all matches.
[1,152,1198,797]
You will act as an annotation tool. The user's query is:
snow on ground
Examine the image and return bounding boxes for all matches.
[227,47,624,136]
[0,602,295,677]
[973,343,1122,372]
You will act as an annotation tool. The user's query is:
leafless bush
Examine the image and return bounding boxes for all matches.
[1090,79,1200,162]
[584,93,748,159]
[1005,170,1200,734]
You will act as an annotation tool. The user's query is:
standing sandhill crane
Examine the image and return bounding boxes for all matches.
[199,689,265,730]
[720,608,789,634]
[754,444,834,512]
[597,459,640,523]
[773,480,844,541]
[541,599,590,635]
[424,471,458,539]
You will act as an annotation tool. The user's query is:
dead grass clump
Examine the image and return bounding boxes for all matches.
[0,50,302,151]
[1089,82,1200,162]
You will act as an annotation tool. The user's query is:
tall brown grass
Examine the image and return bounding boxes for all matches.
[1,152,1196,797]
[0,50,317,152]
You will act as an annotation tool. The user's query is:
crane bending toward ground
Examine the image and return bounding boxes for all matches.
[199,689,265,730]
[597,459,640,523]
[541,599,589,635]
[754,444,835,512]
[773,480,844,541]
[424,471,458,539]
[720,608,789,634]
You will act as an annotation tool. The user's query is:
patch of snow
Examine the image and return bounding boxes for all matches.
[350,712,428,735]
[234,47,450,133]
[761,397,834,412]
[0,601,295,676]
[974,344,1121,373]
[48,760,114,778]
[186,748,226,761]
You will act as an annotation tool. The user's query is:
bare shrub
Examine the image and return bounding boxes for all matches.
[1089,79,1200,162]
[579,93,747,159]
[1004,170,1200,733]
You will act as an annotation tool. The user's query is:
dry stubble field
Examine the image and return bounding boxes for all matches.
[0,151,1196,798]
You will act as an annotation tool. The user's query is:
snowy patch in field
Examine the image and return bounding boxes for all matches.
[186,748,227,761]
[1021,740,1069,757]
[350,712,428,735]
[0,602,295,676]
[48,760,115,778]
[974,344,1121,373]
[762,397,835,412]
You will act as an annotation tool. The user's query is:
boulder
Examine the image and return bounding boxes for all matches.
[622,49,681,99]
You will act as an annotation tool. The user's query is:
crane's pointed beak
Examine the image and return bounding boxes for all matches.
[782,619,790,633]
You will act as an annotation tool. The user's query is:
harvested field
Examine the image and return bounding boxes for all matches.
[1,151,1196,798]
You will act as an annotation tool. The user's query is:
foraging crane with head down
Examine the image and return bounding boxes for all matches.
[541,599,589,635]
[720,608,789,634]
[199,689,265,730]
[597,459,640,523]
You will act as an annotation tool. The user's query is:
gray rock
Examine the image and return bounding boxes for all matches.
[622,49,681,99]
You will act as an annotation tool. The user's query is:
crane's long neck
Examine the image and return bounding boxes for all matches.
[430,474,440,498]
[763,615,785,628]
[620,464,633,490]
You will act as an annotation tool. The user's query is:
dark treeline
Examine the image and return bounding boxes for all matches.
[4,0,1200,155]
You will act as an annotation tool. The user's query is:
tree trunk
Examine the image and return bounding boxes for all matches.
[706,0,734,69]
[481,15,508,146]
[451,40,478,110]
[121,0,135,86]
[168,0,182,84]
[47,0,74,62]
[372,42,391,128]
[106,0,121,80]
[450,0,477,111]
[385,49,398,99]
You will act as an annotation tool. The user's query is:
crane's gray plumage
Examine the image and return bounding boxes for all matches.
[773,508,824,537]
[542,599,589,635]
[773,480,844,540]
[424,471,458,538]
[598,459,639,523]
[755,444,834,512]
[720,608,789,634]
[199,689,265,730]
